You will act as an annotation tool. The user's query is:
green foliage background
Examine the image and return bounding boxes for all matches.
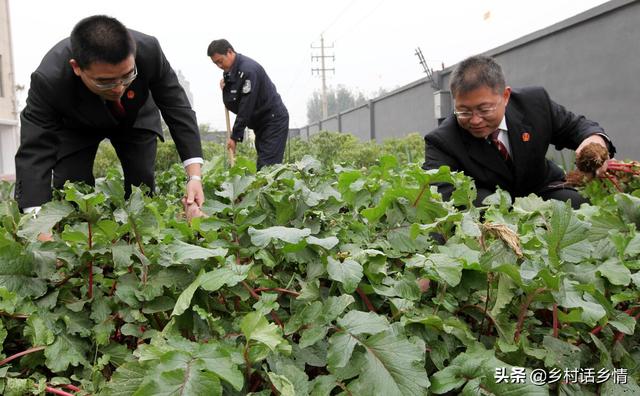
[93,131,426,177]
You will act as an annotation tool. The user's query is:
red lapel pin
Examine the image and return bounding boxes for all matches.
[522,132,530,142]
[127,90,135,100]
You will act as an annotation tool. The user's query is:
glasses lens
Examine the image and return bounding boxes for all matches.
[478,107,496,117]
[93,66,137,90]
[455,106,497,120]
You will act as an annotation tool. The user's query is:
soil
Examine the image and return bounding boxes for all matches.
[575,143,609,173]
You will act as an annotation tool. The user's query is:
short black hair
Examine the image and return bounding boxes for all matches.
[207,39,234,57]
[70,15,136,69]
[450,55,505,96]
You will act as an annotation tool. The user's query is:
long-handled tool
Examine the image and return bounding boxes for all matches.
[224,108,236,166]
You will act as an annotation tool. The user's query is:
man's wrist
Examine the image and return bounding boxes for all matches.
[186,175,202,183]
[593,133,615,157]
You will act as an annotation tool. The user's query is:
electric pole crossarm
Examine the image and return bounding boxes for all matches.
[310,34,335,119]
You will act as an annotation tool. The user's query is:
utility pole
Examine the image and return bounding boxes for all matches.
[415,47,450,125]
[311,34,335,119]
[415,47,439,90]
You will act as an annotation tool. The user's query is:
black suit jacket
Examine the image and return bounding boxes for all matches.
[15,30,202,208]
[423,86,614,205]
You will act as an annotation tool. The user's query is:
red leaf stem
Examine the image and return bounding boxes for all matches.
[269,312,284,328]
[613,311,640,344]
[603,173,623,192]
[254,287,300,297]
[412,184,428,208]
[455,304,497,335]
[356,287,376,313]
[591,306,640,337]
[234,296,241,311]
[514,288,546,343]
[109,280,118,297]
[0,311,29,320]
[55,267,83,288]
[0,346,46,366]
[242,281,284,328]
[87,222,93,299]
[336,381,354,396]
[590,325,603,336]
[128,220,147,283]
[268,381,279,395]
[606,159,640,172]
[132,226,145,257]
[243,346,253,386]
[242,281,261,300]
[44,386,75,396]
[62,384,81,392]
[553,303,559,338]
[234,234,241,265]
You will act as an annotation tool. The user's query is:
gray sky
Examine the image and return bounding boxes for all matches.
[9,0,607,130]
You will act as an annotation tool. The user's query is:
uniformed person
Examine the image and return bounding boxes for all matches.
[207,39,289,169]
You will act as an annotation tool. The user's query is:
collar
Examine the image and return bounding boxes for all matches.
[229,53,242,75]
[498,116,508,132]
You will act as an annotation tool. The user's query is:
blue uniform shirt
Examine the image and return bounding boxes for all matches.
[223,53,287,141]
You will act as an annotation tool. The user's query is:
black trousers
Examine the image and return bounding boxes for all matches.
[254,112,289,170]
[53,128,157,197]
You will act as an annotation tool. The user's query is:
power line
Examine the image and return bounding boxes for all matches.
[333,0,386,43]
[284,0,356,97]
[283,53,312,96]
[322,0,358,35]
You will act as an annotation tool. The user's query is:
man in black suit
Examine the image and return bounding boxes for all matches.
[207,39,289,169]
[15,15,204,217]
[423,55,615,208]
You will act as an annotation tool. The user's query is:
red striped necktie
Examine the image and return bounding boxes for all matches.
[490,130,510,161]
[108,99,126,119]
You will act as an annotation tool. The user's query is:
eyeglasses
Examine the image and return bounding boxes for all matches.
[89,65,138,90]
[453,103,499,120]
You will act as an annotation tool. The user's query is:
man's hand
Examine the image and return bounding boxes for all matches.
[227,138,237,154]
[576,134,609,177]
[183,163,204,209]
[183,201,206,222]
[183,178,204,208]
[182,181,206,222]
[219,78,225,90]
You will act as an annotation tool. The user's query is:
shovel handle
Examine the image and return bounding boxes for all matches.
[224,108,236,166]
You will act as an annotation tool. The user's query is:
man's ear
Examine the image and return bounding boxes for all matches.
[69,59,82,76]
[503,86,512,105]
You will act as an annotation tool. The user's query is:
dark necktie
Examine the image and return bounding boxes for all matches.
[108,99,126,120]
[490,130,510,161]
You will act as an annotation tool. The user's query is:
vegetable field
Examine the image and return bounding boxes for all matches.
[0,153,639,395]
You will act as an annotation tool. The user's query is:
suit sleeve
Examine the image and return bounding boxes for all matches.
[14,72,61,208]
[147,37,203,161]
[231,69,262,141]
[544,88,613,153]
[423,134,462,201]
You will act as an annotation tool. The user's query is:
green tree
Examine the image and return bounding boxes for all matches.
[306,85,367,123]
